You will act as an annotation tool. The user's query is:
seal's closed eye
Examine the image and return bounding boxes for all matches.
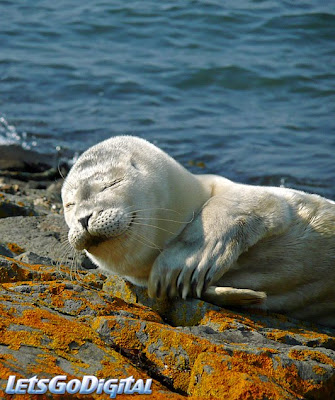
[102,178,124,191]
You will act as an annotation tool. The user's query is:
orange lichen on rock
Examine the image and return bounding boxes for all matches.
[0,253,334,399]
[199,308,265,332]
[266,329,298,344]
[28,354,70,377]
[274,361,325,398]
[0,256,65,283]
[267,326,335,348]
[103,275,138,304]
[289,348,335,368]
[0,354,19,380]
[188,349,335,399]
[0,304,98,359]
[188,352,291,399]
[93,315,228,394]
[313,365,328,376]
[6,243,25,254]
[0,299,174,399]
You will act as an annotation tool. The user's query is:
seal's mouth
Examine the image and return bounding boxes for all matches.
[85,212,136,251]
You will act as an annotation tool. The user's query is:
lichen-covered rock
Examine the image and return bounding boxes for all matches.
[0,170,334,399]
[0,271,184,399]
[0,255,70,283]
[103,275,221,326]
[15,251,56,267]
[0,254,334,399]
[0,244,14,258]
[93,312,335,399]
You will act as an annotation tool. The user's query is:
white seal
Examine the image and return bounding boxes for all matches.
[62,136,335,326]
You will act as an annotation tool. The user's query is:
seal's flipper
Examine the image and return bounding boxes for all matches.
[202,286,267,307]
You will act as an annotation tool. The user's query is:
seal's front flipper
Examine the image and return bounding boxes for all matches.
[202,286,267,307]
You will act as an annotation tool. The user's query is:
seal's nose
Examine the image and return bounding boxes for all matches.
[78,214,92,230]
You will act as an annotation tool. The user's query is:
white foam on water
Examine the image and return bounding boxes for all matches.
[0,115,35,150]
[0,116,20,144]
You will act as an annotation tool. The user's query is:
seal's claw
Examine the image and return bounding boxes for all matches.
[203,269,212,294]
[177,282,184,299]
[155,280,161,298]
[181,282,189,300]
[195,281,204,299]
[190,271,198,298]
[166,283,171,298]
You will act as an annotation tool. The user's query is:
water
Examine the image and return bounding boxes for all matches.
[0,1,334,198]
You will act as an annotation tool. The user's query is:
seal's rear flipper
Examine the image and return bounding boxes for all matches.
[202,286,267,307]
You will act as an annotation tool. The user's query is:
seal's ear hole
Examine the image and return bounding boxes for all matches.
[130,158,139,170]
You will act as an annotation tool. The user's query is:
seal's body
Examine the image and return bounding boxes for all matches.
[62,136,335,326]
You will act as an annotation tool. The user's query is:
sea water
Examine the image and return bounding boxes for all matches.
[0,1,334,198]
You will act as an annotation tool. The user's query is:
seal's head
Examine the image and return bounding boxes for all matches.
[62,136,206,285]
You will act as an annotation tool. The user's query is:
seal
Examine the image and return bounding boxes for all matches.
[62,136,335,326]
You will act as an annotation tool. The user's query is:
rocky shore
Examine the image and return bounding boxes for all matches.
[0,146,334,399]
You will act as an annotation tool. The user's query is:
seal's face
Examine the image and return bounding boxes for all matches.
[63,175,135,252]
[61,136,182,285]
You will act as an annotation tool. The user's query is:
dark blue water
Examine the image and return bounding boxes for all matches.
[1,1,334,198]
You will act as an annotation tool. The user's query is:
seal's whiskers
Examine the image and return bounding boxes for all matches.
[129,230,162,252]
[134,215,194,224]
[131,221,177,236]
[55,240,75,277]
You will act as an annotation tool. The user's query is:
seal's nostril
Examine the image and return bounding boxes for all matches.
[79,214,92,230]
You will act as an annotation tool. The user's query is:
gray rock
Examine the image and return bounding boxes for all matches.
[0,144,53,172]
[15,251,55,266]
[0,214,88,268]
[46,180,63,203]
[0,244,14,258]
[0,192,37,218]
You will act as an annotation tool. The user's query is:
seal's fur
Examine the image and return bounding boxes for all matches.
[62,136,335,326]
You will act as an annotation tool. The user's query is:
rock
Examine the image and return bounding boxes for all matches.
[186,350,335,399]
[0,144,53,172]
[90,303,335,399]
[46,179,63,203]
[0,172,334,399]
[3,242,25,255]
[0,277,178,399]
[103,275,221,326]
[0,181,61,217]
[0,182,20,194]
[81,256,98,269]
[0,192,37,218]
[0,244,14,258]
[0,214,75,267]
[0,168,61,182]
[0,213,98,271]
[0,253,334,399]
[0,255,70,283]
[15,251,56,266]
